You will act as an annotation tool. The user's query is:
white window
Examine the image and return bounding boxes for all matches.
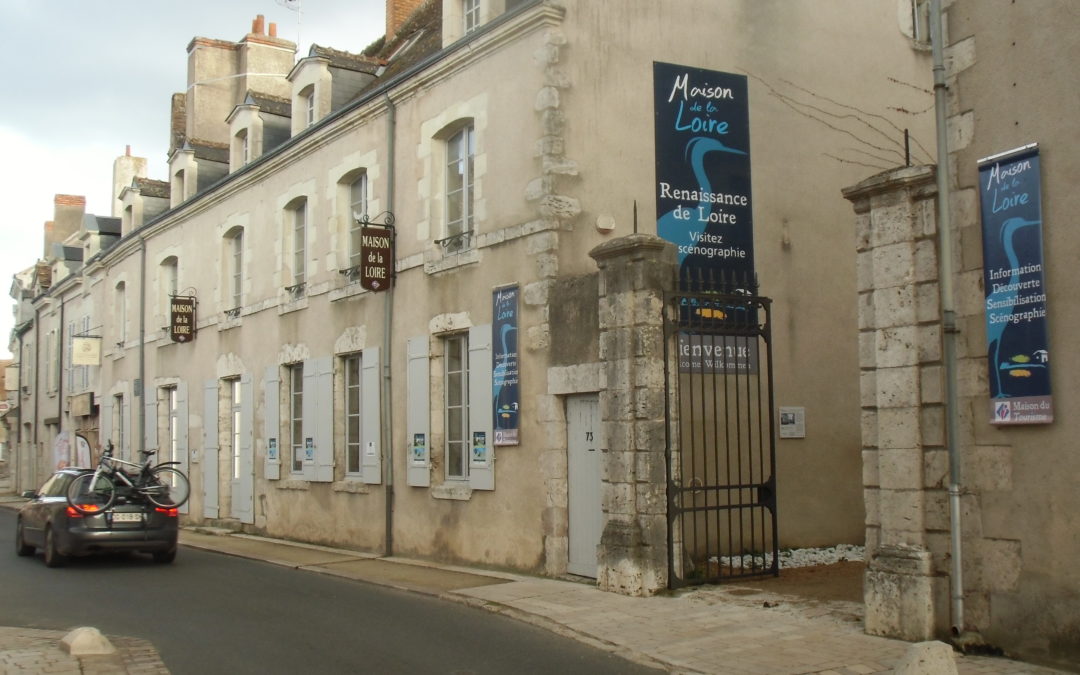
[911,0,931,43]
[114,393,125,458]
[115,282,127,346]
[463,0,481,35]
[287,199,308,294]
[344,354,362,474]
[348,174,368,270]
[238,129,250,165]
[289,363,304,473]
[230,379,242,480]
[227,228,244,313]
[45,330,56,394]
[302,86,316,127]
[161,256,178,323]
[444,334,469,480]
[166,386,179,465]
[444,124,475,252]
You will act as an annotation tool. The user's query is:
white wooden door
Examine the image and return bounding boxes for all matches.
[567,394,603,578]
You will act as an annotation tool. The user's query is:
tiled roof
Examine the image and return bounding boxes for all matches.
[308,45,381,74]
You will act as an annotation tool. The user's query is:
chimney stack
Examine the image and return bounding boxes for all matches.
[269,22,278,37]
[253,14,265,35]
[385,0,426,42]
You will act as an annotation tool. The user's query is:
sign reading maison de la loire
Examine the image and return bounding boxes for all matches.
[360,226,394,292]
[170,296,196,343]
[978,144,1052,425]
[654,62,754,282]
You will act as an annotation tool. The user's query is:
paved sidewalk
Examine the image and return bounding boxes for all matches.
[1,495,1072,674]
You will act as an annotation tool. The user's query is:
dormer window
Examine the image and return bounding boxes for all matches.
[463,0,480,34]
[302,86,316,127]
[238,129,250,165]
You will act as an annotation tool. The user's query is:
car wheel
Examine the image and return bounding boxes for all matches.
[43,526,68,568]
[152,548,177,564]
[15,519,35,557]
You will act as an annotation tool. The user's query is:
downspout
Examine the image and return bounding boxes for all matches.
[382,91,397,557]
[58,296,65,458]
[32,306,40,487]
[138,235,147,456]
[930,0,965,637]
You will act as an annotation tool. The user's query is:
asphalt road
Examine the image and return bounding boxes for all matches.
[2,509,658,674]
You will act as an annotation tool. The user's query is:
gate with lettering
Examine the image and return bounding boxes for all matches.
[664,270,778,588]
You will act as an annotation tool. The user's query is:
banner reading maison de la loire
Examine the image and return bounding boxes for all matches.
[978,145,1053,425]
[654,62,754,281]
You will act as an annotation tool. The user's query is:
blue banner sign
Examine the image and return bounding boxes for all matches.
[654,62,754,282]
[493,286,520,445]
[978,144,1052,424]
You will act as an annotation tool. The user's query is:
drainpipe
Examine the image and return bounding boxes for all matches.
[32,305,41,488]
[382,91,397,557]
[930,0,965,637]
[138,235,147,456]
[58,296,65,457]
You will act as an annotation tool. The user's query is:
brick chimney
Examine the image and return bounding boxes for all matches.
[386,0,426,42]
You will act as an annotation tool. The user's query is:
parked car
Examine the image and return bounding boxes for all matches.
[14,468,179,567]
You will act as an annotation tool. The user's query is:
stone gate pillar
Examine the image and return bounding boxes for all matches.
[589,234,678,596]
[843,166,940,640]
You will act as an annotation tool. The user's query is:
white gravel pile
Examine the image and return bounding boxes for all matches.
[713,544,865,570]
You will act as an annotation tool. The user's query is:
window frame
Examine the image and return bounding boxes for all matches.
[228,228,244,313]
[443,124,476,253]
[290,199,308,291]
[230,378,242,480]
[463,0,481,35]
[443,333,470,481]
[348,173,369,270]
[288,363,305,473]
[344,354,362,475]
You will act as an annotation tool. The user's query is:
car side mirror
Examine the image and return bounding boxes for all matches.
[20,490,37,499]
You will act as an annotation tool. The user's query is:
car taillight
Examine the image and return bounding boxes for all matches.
[155,507,179,517]
[67,505,100,517]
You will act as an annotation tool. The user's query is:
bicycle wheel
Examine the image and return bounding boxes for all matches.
[143,467,190,509]
[66,472,117,514]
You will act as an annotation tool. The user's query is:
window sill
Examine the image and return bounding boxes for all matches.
[431,483,473,501]
[278,294,309,315]
[333,480,371,495]
[425,247,480,275]
[276,479,310,491]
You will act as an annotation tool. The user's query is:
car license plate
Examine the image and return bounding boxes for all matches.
[113,512,142,523]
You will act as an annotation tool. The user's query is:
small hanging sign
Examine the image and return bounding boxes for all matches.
[170,296,197,343]
[360,226,394,292]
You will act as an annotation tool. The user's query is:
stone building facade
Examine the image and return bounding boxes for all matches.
[9,0,945,604]
[844,0,1079,669]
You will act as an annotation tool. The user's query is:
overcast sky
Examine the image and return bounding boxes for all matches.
[0,0,386,359]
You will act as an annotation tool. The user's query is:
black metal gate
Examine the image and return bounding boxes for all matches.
[664,272,778,588]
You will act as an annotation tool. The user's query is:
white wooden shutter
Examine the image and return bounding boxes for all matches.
[100,396,113,451]
[145,391,158,452]
[234,374,255,523]
[175,381,190,515]
[263,366,281,480]
[361,347,382,484]
[406,336,430,487]
[313,357,334,482]
[122,390,133,461]
[468,324,494,491]
[202,379,219,519]
[301,359,318,481]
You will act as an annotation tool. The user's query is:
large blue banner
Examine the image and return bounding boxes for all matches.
[654,62,754,282]
[492,285,520,445]
[978,144,1052,425]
